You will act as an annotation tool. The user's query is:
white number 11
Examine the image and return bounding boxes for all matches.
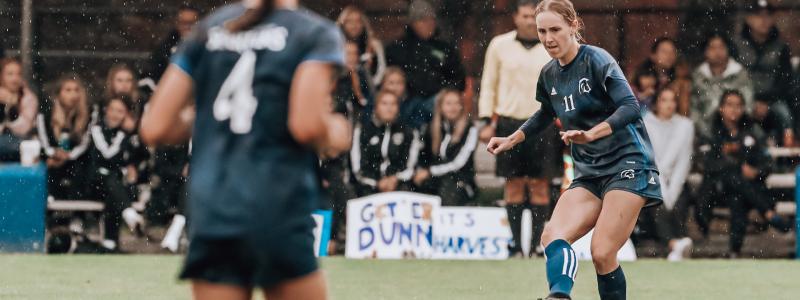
[563,94,576,112]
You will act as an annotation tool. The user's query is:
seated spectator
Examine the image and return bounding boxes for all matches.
[641,88,694,261]
[385,0,465,100]
[691,33,753,138]
[36,75,94,198]
[636,37,678,90]
[632,68,658,111]
[86,96,142,252]
[0,58,38,161]
[379,66,433,129]
[695,90,789,258]
[669,59,693,117]
[414,89,478,206]
[337,5,387,86]
[335,41,373,123]
[732,0,794,132]
[752,93,794,147]
[104,64,149,184]
[351,91,422,196]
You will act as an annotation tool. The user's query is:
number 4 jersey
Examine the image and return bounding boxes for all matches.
[520,45,658,180]
[170,4,345,237]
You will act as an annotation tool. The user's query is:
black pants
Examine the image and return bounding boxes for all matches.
[638,188,690,245]
[88,171,132,244]
[320,157,357,243]
[147,174,187,225]
[695,173,772,253]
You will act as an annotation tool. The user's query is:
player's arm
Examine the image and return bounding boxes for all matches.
[288,62,351,157]
[562,62,640,145]
[487,81,555,155]
[140,65,195,146]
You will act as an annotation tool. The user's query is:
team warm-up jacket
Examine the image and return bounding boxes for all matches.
[419,122,478,188]
[36,106,97,161]
[350,119,422,189]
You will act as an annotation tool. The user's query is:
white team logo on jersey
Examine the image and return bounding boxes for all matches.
[551,87,557,95]
[620,169,635,179]
[649,177,657,185]
[578,78,591,94]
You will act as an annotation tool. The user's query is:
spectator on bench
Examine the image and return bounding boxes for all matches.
[414,88,478,206]
[103,64,150,188]
[696,90,789,258]
[36,74,94,199]
[636,37,679,91]
[351,91,422,196]
[0,58,38,161]
[641,87,694,261]
[87,96,142,252]
[691,33,753,138]
[732,0,795,140]
[337,5,387,86]
[378,66,432,129]
[752,93,794,147]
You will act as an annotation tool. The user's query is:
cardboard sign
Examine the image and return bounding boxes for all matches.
[345,192,440,259]
[432,207,512,260]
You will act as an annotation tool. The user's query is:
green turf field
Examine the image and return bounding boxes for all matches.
[1,255,799,299]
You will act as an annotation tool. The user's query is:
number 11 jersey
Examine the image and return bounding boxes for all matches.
[525,45,658,180]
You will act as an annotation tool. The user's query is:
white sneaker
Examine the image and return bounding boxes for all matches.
[161,215,186,253]
[667,237,693,262]
[101,239,117,251]
[122,207,144,231]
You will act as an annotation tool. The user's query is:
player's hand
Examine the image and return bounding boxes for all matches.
[413,168,430,186]
[378,176,399,192]
[479,124,496,144]
[560,130,595,145]
[486,136,514,155]
[741,163,759,179]
[320,114,352,159]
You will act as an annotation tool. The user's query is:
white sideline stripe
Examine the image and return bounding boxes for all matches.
[570,249,578,280]
[562,248,569,276]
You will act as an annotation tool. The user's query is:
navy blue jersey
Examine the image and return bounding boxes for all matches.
[520,45,658,179]
[171,5,345,237]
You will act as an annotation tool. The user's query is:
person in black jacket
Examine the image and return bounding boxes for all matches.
[414,88,478,206]
[695,90,789,257]
[87,96,141,252]
[36,75,94,199]
[351,90,422,196]
[144,5,201,82]
[385,0,465,100]
[732,0,795,136]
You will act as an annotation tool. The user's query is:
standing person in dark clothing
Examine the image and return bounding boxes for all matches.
[145,5,202,82]
[414,88,478,206]
[635,38,678,91]
[385,0,465,100]
[732,0,795,141]
[87,96,140,252]
[141,0,351,297]
[695,90,789,258]
[752,93,794,146]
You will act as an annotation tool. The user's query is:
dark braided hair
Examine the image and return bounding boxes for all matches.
[226,0,274,32]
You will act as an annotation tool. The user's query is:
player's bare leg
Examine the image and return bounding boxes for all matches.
[192,281,251,300]
[263,271,328,300]
[590,190,646,300]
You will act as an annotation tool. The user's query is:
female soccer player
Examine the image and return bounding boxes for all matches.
[487,1,662,299]
[140,0,351,299]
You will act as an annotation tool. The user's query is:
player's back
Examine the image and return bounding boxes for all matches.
[172,4,344,237]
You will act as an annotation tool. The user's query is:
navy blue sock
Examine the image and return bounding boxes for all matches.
[597,266,626,300]
[544,239,577,296]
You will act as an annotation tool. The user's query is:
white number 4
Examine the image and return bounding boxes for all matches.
[563,94,576,112]
[213,50,258,134]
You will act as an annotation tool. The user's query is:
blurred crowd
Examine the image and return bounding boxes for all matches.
[1,0,797,257]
